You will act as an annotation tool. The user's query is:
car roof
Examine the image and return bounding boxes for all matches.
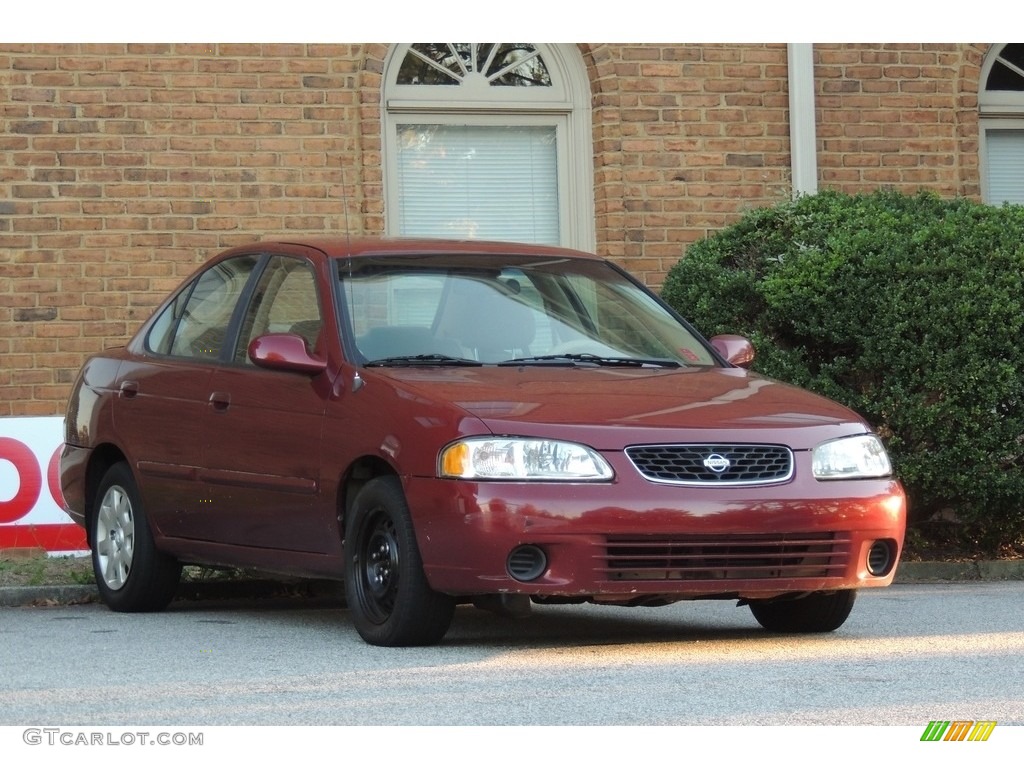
[218,237,604,262]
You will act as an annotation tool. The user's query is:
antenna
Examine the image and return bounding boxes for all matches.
[337,140,357,352]
[338,146,353,249]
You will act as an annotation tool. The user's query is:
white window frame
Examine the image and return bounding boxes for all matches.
[979,44,1024,204]
[381,44,595,252]
[980,118,1024,204]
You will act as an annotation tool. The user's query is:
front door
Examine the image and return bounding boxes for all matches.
[201,254,332,553]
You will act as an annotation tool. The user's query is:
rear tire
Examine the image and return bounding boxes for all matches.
[344,476,455,646]
[749,589,856,633]
[90,462,181,612]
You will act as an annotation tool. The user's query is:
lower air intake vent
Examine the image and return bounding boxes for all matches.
[600,532,851,582]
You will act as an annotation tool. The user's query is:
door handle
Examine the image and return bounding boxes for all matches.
[119,380,139,398]
[208,391,231,412]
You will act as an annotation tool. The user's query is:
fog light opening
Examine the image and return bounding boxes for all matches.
[867,539,896,577]
[507,545,547,582]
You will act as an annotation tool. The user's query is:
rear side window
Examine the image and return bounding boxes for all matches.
[146,291,189,356]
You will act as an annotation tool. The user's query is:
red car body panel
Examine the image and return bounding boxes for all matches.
[61,237,907,609]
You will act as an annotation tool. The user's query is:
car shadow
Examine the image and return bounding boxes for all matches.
[166,591,767,649]
[441,603,766,648]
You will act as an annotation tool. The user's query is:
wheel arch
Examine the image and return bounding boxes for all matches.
[83,443,129,538]
[336,455,400,544]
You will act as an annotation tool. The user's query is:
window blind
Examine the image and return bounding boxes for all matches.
[986,129,1024,204]
[396,124,559,245]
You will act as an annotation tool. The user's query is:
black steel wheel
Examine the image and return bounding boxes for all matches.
[344,476,455,646]
[749,589,857,633]
[90,462,181,612]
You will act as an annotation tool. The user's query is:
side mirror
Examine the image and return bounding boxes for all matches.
[249,333,327,375]
[710,334,755,368]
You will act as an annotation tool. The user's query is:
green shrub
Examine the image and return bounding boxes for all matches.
[662,189,1024,549]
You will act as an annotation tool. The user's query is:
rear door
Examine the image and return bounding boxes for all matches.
[113,254,261,538]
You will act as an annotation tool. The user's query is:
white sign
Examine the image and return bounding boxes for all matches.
[0,416,86,552]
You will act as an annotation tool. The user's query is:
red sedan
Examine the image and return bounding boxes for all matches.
[61,238,906,646]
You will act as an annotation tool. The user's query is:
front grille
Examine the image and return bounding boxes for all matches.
[599,532,850,582]
[625,444,793,486]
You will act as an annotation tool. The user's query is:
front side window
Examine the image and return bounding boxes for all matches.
[146,255,259,359]
[234,256,322,363]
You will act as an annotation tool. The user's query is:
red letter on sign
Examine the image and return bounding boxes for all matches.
[0,437,42,524]
[48,445,65,509]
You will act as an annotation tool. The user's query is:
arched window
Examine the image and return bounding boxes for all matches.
[980,44,1024,204]
[382,44,595,250]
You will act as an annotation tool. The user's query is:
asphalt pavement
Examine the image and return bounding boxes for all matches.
[1,559,1022,608]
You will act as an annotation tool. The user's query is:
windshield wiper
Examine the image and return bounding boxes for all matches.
[499,353,681,368]
[364,354,483,367]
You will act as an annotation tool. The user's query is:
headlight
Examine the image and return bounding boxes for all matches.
[440,438,614,481]
[812,434,892,480]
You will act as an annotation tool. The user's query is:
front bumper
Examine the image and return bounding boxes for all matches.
[404,469,907,602]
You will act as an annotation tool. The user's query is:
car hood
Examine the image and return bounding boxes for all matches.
[368,366,871,451]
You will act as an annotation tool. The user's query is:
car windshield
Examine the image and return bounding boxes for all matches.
[335,253,717,367]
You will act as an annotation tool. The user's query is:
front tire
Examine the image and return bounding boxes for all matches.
[344,476,455,646]
[90,462,181,612]
[749,590,856,633]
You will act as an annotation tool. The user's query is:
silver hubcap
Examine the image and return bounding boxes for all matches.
[96,485,135,590]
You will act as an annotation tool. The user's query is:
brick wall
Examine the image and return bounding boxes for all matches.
[815,44,984,196]
[588,44,793,286]
[1,43,369,416]
[0,43,989,416]
[588,43,986,287]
